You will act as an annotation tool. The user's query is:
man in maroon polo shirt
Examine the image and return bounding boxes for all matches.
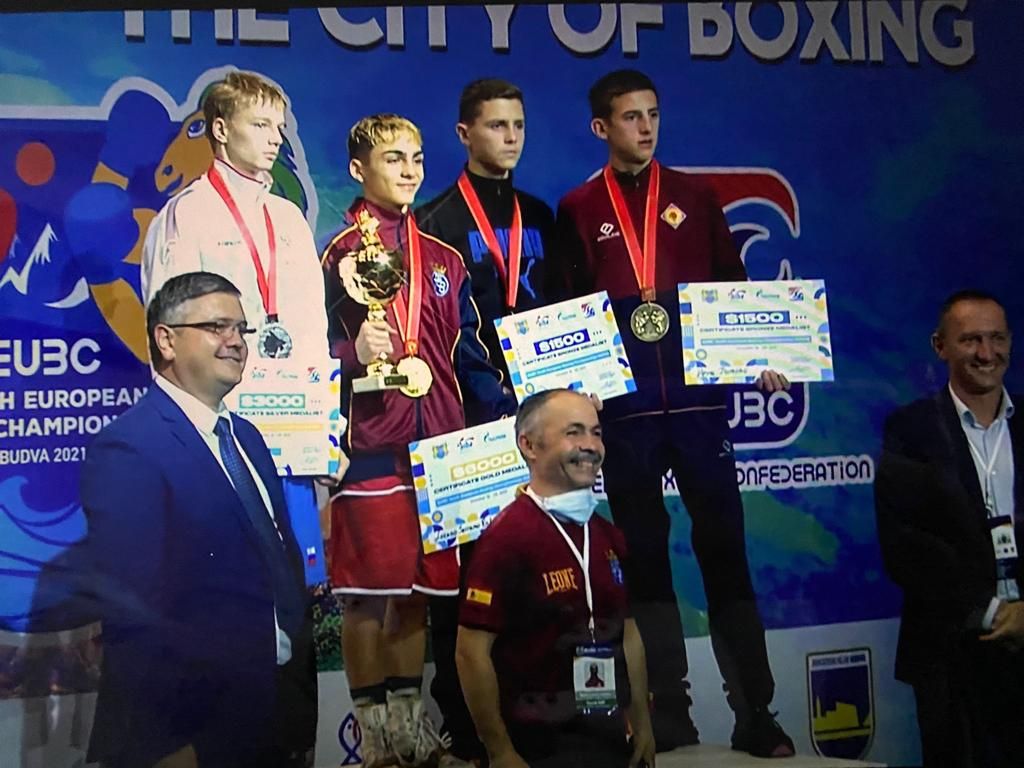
[548,69,794,758]
[456,389,655,768]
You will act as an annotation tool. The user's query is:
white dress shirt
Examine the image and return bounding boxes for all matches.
[155,375,292,664]
[949,384,1017,627]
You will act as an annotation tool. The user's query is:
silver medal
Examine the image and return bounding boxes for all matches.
[258,321,293,359]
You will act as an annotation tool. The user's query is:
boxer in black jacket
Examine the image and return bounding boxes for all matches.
[417,79,555,763]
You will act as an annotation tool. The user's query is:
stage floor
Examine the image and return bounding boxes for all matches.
[657,744,885,767]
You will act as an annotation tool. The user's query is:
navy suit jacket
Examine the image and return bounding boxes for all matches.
[875,388,1024,682]
[81,383,312,768]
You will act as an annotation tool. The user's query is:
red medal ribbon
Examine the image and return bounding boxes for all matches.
[208,162,278,318]
[390,211,424,357]
[602,159,660,302]
[457,171,523,310]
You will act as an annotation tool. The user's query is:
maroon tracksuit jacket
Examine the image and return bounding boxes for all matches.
[322,199,514,477]
[550,162,746,421]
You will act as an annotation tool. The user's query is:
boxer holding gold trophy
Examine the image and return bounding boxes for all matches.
[320,114,514,768]
[338,209,413,394]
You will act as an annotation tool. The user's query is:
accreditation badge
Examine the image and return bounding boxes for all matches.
[990,515,1019,561]
[573,644,617,713]
[989,515,1020,600]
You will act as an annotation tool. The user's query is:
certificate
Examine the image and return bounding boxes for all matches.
[678,280,834,386]
[225,357,346,476]
[409,419,529,554]
[494,291,636,403]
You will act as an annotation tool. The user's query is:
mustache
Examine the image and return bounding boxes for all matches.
[570,449,603,465]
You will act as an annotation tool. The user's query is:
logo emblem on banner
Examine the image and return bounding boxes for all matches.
[0,67,317,634]
[338,712,362,765]
[806,648,874,760]
[680,166,806,451]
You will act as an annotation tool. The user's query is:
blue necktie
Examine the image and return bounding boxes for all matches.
[214,417,304,638]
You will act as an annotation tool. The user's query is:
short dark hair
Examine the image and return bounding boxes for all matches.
[589,69,658,120]
[935,289,1006,337]
[458,78,524,124]
[147,272,241,364]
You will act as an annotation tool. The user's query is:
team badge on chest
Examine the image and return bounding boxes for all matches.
[661,203,686,229]
[607,550,624,585]
[431,264,450,297]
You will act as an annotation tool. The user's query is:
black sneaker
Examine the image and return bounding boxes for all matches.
[731,708,795,758]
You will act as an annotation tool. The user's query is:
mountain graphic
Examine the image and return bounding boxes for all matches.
[0,222,56,295]
[0,223,89,309]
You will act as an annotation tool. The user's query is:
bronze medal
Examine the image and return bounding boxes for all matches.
[630,301,669,342]
[603,161,672,343]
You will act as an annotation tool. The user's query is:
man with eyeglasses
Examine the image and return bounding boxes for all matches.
[81,272,315,768]
[876,289,1023,768]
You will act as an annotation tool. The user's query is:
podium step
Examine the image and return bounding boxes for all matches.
[657,743,885,767]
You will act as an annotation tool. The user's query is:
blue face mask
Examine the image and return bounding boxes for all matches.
[542,487,598,525]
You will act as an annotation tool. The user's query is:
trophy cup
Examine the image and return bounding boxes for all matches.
[340,210,410,393]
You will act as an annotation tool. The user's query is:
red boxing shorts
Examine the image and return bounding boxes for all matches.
[328,474,458,596]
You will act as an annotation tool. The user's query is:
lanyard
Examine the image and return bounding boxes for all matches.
[208,162,278,319]
[388,211,424,357]
[602,159,661,303]
[457,171,523,310]
[966,420,1008,515]
[544,511,595,639]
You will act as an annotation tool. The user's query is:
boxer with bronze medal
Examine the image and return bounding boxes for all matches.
[603,160,669,342]
[208,163,293,358]
[392,213,433,398]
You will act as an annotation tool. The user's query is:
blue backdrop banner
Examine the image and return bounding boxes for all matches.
[1,3,1022,765]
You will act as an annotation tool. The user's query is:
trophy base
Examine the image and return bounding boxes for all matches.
[351,372,409,393]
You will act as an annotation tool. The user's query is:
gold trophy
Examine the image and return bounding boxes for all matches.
[339,210,409,393]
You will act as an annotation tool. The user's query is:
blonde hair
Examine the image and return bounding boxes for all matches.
[348,114,422,161]
[203,71,286,145]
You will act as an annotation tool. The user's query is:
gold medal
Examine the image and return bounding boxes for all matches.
[630,301,669,342]
[396,355,433,398]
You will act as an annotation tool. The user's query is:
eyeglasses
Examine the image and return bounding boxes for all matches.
[165,320,255,340]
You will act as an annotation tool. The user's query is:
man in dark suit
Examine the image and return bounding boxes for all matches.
[876,289,1024,768]
[81,271,316,768]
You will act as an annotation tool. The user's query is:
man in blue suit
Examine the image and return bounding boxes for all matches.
[81,272,316,768]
